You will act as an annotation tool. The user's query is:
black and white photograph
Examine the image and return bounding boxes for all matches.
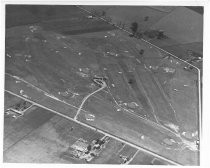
[1,0,208,166]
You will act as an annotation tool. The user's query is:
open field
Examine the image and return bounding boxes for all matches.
[129,150,171,165]
[186,6,203,15]
[101,144,138,164]
[5,74,78,118]
[4,91,24,110]
[82,6,172,32]
[4,93,104,163]
[81,5,203,67]
[5,5,201,165]
[82,6,203,44]
[78,95,198,165]
[4,93,176,165]
[77,29,199,135]
[118,59,156,120]
[135,65,179,126]
[151,7,203,44]
[5,73,199,165]
[4,106,54,152]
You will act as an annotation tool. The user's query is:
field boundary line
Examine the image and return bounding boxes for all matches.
[5,72,181,137]
[5,73,88,114]
[76,5,201,145]
[4,89,181,166]
[126,150,139,165]
[116,143,126,155]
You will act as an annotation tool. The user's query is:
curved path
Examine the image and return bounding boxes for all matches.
[74,79,107,120]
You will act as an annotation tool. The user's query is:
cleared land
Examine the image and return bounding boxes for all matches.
[5,5,200,165]
[81,5,203,69]
[129,150,171,165]
[4,93,170,165]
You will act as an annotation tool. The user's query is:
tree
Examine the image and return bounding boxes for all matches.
[139,49,144,55]
[87,145,92,151]
[117,21,121,27]
[106,16,112,22]
[128,79,134,84]
[157,30,164,39]
[102,11,106,16]
[92,9,100,16]
[135,32,143,39]
[144,16,149,21]
[130,22,138,35]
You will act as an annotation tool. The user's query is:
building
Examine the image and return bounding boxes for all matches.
[71,139,88,152]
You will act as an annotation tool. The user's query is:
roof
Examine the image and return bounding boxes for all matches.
[71,140,88,152]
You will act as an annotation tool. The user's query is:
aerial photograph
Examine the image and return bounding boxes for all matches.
[4,5,203,165]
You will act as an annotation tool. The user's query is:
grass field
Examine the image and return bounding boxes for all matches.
[5,5,200,165]
[4,94,104,163]
[77,96,199,165]
[5,93,167,165]
[103,144,138,164]
[151,7,203,44]
[82,6,170,32]
[135,65,179,127]
[81,5,203,67]
[129,150,171,165]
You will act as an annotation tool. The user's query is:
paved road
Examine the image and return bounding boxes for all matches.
[5,72,198,164]
[4,89,181,165]
[4,7,200,163]
[76,5,201,141]
[5,73,181,138]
